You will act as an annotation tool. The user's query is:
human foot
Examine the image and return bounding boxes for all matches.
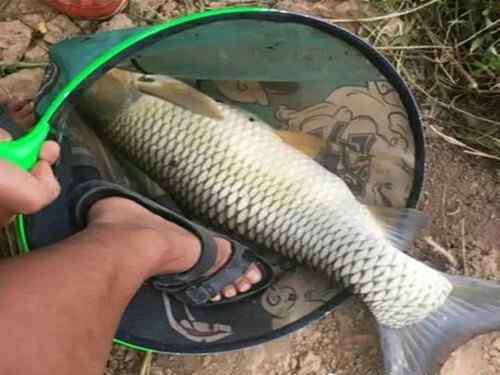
[87,197,263,302]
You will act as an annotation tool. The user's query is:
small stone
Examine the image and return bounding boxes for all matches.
[158,2,180,19]
[491,356,500,367]
[2,0,55,17]
[124,350,137,362]
[202,356,211,366]
[0,21,33,61]
[151,366,164,375]
[0,68,46,100]
[492,337,500,352]
[108,358,119,370]
[129,0,166,16]
[24,40,49,62]
[143,0,167,9]
[20,14,47,32]
[298,352,322,375]
[44,15,81,44]
[74,19,95,31]
[97,14,136,32]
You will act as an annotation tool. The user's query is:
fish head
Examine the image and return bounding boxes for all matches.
[78,68,139,122]
[133,74,224,120]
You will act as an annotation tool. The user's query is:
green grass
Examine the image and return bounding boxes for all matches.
[365,0,500,158]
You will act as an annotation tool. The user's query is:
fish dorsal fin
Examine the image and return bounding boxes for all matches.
[367,205,428,252]
[133,74,224,120]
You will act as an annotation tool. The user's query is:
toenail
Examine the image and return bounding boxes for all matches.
[246,268,261,283]
[238,282,251,292]
[224,286,237,298]
[211,294,221,302]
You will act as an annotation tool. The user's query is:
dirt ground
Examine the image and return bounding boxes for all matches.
[1,1,499,375]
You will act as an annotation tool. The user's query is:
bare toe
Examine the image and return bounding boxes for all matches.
[210,294,222,302]
[244,264,262,284]
[235,278,251,293]
[222,285,237,298]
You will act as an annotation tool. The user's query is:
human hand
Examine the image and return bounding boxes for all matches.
[0,129,61,227]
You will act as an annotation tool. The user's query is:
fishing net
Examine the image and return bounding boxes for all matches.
[0,8,424,353]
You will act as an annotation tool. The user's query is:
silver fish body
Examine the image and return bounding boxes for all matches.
[79,71,500,375]
[86,89,451,328]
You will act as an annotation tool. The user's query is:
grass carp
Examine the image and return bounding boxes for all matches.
[78,68,500,375]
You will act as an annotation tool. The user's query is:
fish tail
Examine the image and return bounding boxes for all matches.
[378,274,500,375]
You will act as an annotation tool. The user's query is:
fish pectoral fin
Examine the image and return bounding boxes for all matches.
[367,206,428,252]
[134,75,224,120]
[378,274,500,375]
[275,130,326,158]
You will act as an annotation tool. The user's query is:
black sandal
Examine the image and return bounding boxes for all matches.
[68,147,273,307]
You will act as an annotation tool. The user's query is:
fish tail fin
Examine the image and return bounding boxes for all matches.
[378,274,500,375]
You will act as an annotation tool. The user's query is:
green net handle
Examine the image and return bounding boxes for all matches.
[0,121,50,170]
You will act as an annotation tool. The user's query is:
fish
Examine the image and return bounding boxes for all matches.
[78,68,500,375]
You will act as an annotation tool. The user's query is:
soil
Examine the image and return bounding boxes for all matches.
[1,1,499,374]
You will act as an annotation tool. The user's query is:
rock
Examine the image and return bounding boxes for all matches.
[202,356,211,366]
[298,352,322,375]
[0,68,46,100]
[44,15,81,44]
[0,21,33,61]
[130,0,180,20]
[275,0,362,33]
[491,356,500,367]
[124,349,137,362]
[97,14,136,32]
[492,337,500,352]
[129,0,165,14]
[20,14,49,33]
[143,0,166,9]
[108,358,119,371]
[151,367,164,375]
[1,0,55,18]
[74,19,97,32]
[158,2,181,19]
[24,41,49,62]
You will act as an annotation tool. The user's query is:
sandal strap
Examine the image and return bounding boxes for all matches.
[155,240,256,305]
[69,181,218,284]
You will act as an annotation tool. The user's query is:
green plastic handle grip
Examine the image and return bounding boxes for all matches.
[0,121,50,171]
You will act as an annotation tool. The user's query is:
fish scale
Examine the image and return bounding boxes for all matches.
[91,88,455,329]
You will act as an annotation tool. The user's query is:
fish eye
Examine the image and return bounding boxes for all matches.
[138,75,156,83]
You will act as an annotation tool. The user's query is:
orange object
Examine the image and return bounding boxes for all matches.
[43,0,128,20]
